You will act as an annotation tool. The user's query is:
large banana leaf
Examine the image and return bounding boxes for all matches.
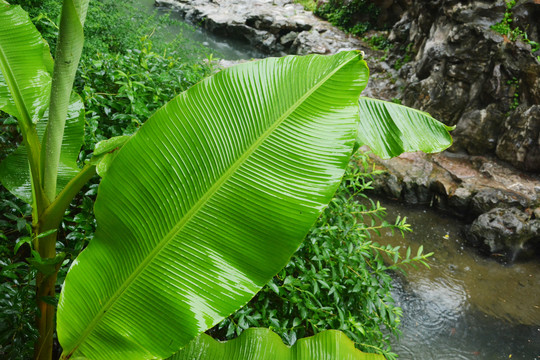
[356,97,453,158]
[0,1,53,128]
[0,93,85,203]
[169,328,385,360]
[57,52,369,360]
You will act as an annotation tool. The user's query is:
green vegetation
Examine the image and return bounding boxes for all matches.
[491,0,540,61]
[294,0,317,12]
[393,43,413,70]
[0,1,452,360]
[363,34,392,52]
[506,77,520,111]
[314,0,383,36]
[1,1,210,359]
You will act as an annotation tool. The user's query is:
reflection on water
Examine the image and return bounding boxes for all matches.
[373,198,540,359]
[138,0,265,60]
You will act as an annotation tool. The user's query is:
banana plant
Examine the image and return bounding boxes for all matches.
[0,1,452,360]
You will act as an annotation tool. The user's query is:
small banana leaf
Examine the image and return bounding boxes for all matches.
[169,328,386,360]
[356,97,453,159]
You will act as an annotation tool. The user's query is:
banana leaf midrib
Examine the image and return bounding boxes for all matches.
[68,53,361,355]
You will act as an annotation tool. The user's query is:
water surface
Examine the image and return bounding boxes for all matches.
[137,0,265,60]
[374,199,540,359]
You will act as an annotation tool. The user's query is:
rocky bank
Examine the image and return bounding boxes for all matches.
[374,0,540,260]
[155,0,540,260]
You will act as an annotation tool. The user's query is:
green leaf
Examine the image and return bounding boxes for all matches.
[92,135,132,157]
[356,97,453,159]
[0,1,53,127]
[37,228,58,239]
[0,92,85,203]
[88,135,132,177]
[95,152,118,177]
[57,52,368,360]
[14,236,32,254]
[169,328,385,360]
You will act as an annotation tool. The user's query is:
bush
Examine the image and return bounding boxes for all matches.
[77,37,212,157]
[0,189,37,360]
[212,152,432,359]
[315,0,382,36]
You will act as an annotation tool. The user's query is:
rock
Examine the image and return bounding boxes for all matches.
[389,0,540,172]
[470,188,529,216]
[280,31,298,45]
[365,149,540,221]
[155,0,365,56]
[496,105,540,172]
[452,104,505,154]
[447,186,473,214]
[468,207,540,261]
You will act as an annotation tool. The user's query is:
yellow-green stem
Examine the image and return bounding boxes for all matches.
[36,1,89,359]
[41,0,88,202]
[34,232,58,360]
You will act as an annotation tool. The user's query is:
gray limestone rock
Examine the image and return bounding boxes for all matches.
[390,0,540,172]
[155,0,363,56]
[468,207,540,260]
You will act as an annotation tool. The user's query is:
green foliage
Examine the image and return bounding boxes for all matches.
[393,43,413,70]
[491,0,540,60]
[0,0,452,358]
[0,190,37,360]
[314,0,382,36]
[213,153,433,359]
[294,0,317,12]
[173,328,385,360]
[506,77,520,111]
[363,35,392,52]
[57,50,368,360]
[6,0,61,51]
[0,1,211,358]
[9,0,205,59]
[77,37,211,157]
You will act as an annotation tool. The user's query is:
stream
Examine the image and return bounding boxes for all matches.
[138,0,264,60]
[139,2,540,359]
[375,199,540,359]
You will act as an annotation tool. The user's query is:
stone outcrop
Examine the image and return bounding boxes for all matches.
[366,148,540,260]
[468,207,540,261]
[155,0,363,56]
[380,0,540,258]
[389,0,540,172]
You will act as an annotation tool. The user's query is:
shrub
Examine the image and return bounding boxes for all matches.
[315,0,382,36]
[77,37,212,157]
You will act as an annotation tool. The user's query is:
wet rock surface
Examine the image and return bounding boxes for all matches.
[366,148,540,260]
[468,207,540,261]
[390,0,540,172]
[155,0,401,102]
[154,0,364,56]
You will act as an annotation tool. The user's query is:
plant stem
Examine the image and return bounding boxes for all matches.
[34,232,58,360]
[41,0,88,203]
[40,163,97,232]
[35,1,89,359]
